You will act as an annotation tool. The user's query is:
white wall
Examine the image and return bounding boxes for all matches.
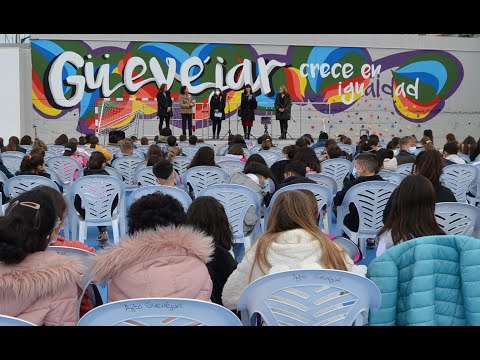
[0,46,22,140]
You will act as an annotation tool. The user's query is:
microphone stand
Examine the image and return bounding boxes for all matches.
[33,124,38,140]
[220,95,233,140]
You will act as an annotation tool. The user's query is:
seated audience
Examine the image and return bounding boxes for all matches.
[186,196,237,306]
[91,193,214,302]
[376,174,445,256]
[222,189,365,310]
[0,190,83,325]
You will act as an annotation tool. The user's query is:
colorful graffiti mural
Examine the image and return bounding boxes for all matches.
[31,40,464,134]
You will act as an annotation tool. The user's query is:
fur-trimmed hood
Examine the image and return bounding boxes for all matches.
[92,225,214,283]
[0,251,84,301]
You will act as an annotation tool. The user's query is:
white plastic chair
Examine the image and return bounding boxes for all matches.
[216,144,229,156]
[217,160,245,176]
[0,315,36,326]
[237,269,381,326]
[0,153,23,174]
[112,150,144,161]
[180,146,199,158]
[182,166,230,198]
[320,158,353,192]
[198,184,262,251]
[249,144,262,154]
[332,236,362,263]
[43,150,57,161]
[133,166,157,187]
[77,297,242,326]
[46,246,95,314]
[112,156,144,190]
[172,156,192,176]
[306,173,338,194]
[134,161,148,173]
[314,147,325,159]
[104,166,124,181]
[435,202,480,237]
[378,171,405,186]
[214,155,235,163]
[45,156,83,190]
[68,175,126,244]
[336,181,397,257]
[264,183,334,234]
[441,164,478,203]
[467,163,480,206]
[47,145,66,156]
[338,144,356,156]
[43,167,65,192]
[257,151,281,167]
[127,185,192,212]
[0,169,9,185]
[395,163,414,177]
[3,175,60,200]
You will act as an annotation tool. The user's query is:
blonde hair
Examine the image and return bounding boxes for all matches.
[167,147,182,162]
[279,85,289,96]
[32,139,48,151]
[420,136,433,150]
[261,139,273,150]
[120,139,134,154]
[248,189,348,281]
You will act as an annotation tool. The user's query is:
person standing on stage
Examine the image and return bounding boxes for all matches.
[275,85,292,140]
[156,83,173,134]
[239,84,257,140]
[179,85,195,137]
[210,87,226,140]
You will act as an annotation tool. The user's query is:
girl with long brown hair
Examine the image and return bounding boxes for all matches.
[376,174,445,256]
[221,189,365,310]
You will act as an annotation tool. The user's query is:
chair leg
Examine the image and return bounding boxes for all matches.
[78,222,87,243]
[112,220,120,245]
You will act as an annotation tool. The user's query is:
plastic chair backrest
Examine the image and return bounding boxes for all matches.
[182,166,229,198]
[332,236,362,263]
[395,163,414,177]
[133,166,158,187]
[68,175,125,224]
[214,155,236,163]
[314,147,325,158]
[264,183,333,231]
[441,164,478,203]
[0,153,23,174]
[338,144,356,156]
[127,185,192,211]
[0,315,36,326]
[47,145,66,156]
[340,181,397,235]
[172,156,192,176]
[43,167,64,192]
[43,150,57,161]
[198,184,261,239]
[0,169,9,185]
[320,158,353,192]
[237,269,381,326]
[45,156,83,185]
[306,173,338,194]
[217,144,229,156]
[179,146,199,158]
[77,297,242,326]
[46,245,95,312]
[435,202,480,237]
[257,151,281,167]
[112,156,144,187]
[3,175,60,200]
[249,144,262,154]
[104,166,124,181]
[378,171,405,186]
[197,143,214,150]
[134,161,148,173]
[217,160,246,176]
[112,150,144,161]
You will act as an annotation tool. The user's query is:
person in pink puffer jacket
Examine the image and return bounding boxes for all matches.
[91,193,214,302]
[0,190,83,326]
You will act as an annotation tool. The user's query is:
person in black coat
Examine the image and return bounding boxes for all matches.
[383,149,456,223]
[334,153,384,232]
[239,84,257,140]
[264,160,316,207]
[209,88,226,140]
[185,196,237,306]
[156,83,173,134]
[270,144,299,183]
[274,85,292,140]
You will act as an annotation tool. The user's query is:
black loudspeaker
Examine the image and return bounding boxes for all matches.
[109,130,125,143]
